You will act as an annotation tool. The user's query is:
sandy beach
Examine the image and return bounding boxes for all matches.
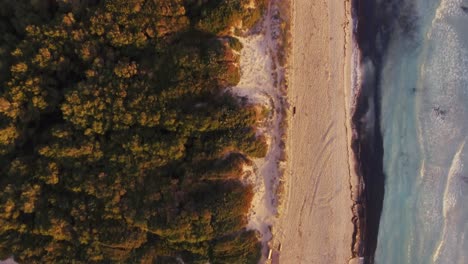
[274,0,355,263]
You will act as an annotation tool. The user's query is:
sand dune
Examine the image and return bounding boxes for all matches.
[274,0,355,263]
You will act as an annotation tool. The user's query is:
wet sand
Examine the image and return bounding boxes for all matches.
[275,0,355,263]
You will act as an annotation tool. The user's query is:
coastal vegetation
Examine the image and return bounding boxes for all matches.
[0,0,266,263]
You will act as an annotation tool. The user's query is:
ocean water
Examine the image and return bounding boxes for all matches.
[375,0,468,263]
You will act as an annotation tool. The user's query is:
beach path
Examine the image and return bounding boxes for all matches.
[275,0,354,263]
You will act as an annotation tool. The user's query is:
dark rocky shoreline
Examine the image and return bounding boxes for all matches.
[349,0,396,262]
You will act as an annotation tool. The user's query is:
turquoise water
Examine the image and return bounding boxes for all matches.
[375,0,468,263]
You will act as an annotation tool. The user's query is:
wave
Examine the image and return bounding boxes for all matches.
[375,0,468,263]
[432,140,467,264]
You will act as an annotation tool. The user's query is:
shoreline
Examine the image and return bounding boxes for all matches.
[347,0,366,263]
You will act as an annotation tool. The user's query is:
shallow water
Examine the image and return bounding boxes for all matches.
[375,0,468,263]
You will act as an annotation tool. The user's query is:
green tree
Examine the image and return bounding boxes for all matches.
[0,0,267,263]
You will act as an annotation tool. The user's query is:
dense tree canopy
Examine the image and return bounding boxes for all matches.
[0,0,266,263]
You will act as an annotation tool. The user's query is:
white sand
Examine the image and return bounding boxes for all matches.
[273,0,357,263]
[0,258,16,264]
[229,1,288,262]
